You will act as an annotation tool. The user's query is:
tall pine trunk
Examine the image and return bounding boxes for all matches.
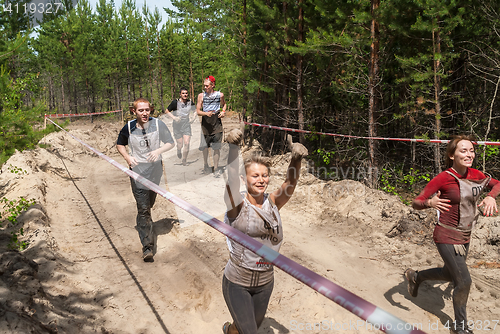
[72,73,77,113]
[189,58,194,101]
[432,24,442,173]
[85,76,91,113]
[107,75,112,111]
[126,40,131,104]
[146,24,153,103]
[114,74,120,111]
[157,34,165,112]
[297,0,305,144]
[48,75,54,110]
[282,1,291,151]
[242,0,248,121]
[368,0,380,187]
[60,67,65,112]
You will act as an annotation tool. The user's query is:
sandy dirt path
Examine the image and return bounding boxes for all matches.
[1,115,499,334]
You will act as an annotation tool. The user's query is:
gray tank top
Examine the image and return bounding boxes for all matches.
[224,193,283,287]
[175,99,192,119]
[438,170,491,232]
[128,118,161,163]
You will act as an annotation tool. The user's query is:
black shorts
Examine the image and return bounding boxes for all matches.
[172,119,192,139]
[199,131,222,150]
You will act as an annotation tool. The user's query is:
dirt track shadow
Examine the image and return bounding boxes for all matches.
[0,201,113,333]
[154,217,177,236]
[384,279,453,327]
[0,245,113,333]
[152,217,177,254]
[260,317,290,333]
[173,158,199,166]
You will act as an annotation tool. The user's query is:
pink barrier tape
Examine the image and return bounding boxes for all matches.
[45,110,122,119]
[244,121,500,146]
[46,117,427,334]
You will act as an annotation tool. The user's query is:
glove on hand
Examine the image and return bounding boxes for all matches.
[287,134,308,160]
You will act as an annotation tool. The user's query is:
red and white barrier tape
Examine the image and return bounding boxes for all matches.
[46,117,426,334]
[244,121,500,146]
[45,110,122,119]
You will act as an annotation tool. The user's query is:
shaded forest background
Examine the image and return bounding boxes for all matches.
[2,0,500,197]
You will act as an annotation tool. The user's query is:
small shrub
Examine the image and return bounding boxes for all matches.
[1,196,36,250]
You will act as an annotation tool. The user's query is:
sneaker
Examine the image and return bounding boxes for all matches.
[143,248,154,262]
[214,169,223,178]
[404,268,419,297]
[222,322,231,334]
[451,326,474,334]
[202,165,212,174]
[177,149,182,159]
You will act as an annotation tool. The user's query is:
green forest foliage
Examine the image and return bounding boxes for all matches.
[2,0,500,190]
[0,0,54,165]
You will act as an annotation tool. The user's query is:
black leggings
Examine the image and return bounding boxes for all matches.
[417,243,471,329]
[222,275,274,334]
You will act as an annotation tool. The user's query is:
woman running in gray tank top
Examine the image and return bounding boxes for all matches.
[221,128,308,334]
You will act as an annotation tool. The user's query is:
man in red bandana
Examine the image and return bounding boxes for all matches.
[196,75,227,177]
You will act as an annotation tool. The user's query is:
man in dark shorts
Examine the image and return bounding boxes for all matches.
[166,87,195,165]
[196,75,226,177]
[116,98,175,262]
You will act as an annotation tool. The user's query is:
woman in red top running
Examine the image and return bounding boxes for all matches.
[406,135,500,334]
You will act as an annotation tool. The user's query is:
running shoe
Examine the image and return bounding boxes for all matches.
[177,149,182,159]
[222,322,231,334]
[202,165,212,174]
[451,327,474,334]
[404,268,419,297]
[214,169,223,178]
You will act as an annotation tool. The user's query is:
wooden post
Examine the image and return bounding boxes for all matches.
[44,114,47,129]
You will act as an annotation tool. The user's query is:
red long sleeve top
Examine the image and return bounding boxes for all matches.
[413,168,500,244]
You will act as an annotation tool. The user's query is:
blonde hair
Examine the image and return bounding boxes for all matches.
[241,152,272,176]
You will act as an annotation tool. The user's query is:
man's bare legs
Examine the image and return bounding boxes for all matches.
[176,138,183,159]
[202,147,220,173]
[213,149,220,171]
[181,135,190,164]
[202,148,210,172]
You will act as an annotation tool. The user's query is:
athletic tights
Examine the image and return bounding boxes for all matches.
[222,275,274,334]
[416,243,471,331]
